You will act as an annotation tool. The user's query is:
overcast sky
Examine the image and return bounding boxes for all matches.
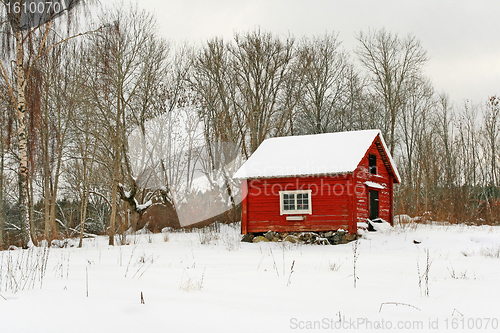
[134,0,499,105]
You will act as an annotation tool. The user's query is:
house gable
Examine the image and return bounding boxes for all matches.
[353,135,396,224]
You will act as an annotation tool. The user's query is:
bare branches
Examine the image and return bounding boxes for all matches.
[0,58,15,105]
[296,32,356,134]
[356,28,428,156]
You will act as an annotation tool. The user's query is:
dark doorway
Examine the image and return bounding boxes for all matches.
[369,190,379,220]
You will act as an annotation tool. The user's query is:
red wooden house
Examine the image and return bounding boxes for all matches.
[233,130,400,234]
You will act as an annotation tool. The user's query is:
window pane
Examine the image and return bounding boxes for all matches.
[369,154,377,174]
[283,193,295,211]
[297,193,309,210]
[282,192,311,212]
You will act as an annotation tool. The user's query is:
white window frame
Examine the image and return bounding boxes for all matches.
[279,189,312,215]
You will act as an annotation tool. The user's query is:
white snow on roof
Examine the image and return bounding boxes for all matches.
[233,129,400,181]
[365,181,386,189]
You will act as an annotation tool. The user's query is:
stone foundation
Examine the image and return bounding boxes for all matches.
[242,230,358,245]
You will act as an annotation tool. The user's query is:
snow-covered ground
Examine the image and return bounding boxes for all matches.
[1,223,500,333]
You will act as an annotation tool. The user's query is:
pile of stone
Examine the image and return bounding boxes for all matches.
[241,230,358,245]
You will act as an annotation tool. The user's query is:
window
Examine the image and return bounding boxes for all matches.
[280,190,312,215]
[369,154,377,174]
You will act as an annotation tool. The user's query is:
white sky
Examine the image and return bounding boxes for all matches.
[133,0,500,105]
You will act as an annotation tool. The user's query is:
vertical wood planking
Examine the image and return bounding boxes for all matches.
[241,179,248,234]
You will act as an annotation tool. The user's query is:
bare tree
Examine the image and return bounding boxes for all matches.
[189,37,243,220]
[435,94,456,191]
[446,101,482,221]
[296,33,353,134]
[429,93,457,220]
[396,77,434,214]
[36,39,82,244]
[82,3,171,245]
[356,28,428,156]
[189,32,298,222]
[191,37,244,158]
[230,29,296,155]
[483,96,500,187]
[72,101,98,247]
[0,81,11,248]
[0,0,95,247]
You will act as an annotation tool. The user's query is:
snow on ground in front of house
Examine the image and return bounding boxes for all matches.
[1,223,500,333]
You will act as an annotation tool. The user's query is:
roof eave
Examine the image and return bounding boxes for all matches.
[372,134,401,184]
[233,171,354,180]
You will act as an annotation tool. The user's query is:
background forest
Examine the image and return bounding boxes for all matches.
[1,2,499,249]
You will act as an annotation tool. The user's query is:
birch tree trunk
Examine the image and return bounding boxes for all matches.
[15,30,32,248]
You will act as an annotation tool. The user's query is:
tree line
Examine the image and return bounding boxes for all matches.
[0,2,498,248]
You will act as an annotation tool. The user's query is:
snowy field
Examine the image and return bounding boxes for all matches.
[1,223,500,333]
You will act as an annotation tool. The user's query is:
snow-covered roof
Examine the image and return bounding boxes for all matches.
[233,129,400,181]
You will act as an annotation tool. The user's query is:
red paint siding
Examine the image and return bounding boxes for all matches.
[246,175,355,233]
[353,137,394,224]
[241,180,248,234]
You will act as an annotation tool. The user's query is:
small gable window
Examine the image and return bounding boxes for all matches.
[369,154,377,174]
[280,190,312,215]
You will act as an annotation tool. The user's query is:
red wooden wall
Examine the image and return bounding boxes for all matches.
[243,174,354,233]
[353,137,394,225]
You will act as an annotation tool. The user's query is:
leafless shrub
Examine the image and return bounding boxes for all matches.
[221,223,241,251]
[352,239,360,288]
[53,252,70,279]
[124,245,137,278]
[0,247,50,293]
[179,267,206,291]
[329,259,343,272]
[480,245,500,258]
[417,248,432,296]
[287,260,295,286]
[196,222,241,251]
[447,265,468,280]
[197,225,220,245]
[131,253,156,279]
[269,246,280,277]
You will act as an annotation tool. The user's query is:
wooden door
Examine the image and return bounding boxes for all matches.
[369,190,379,220]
